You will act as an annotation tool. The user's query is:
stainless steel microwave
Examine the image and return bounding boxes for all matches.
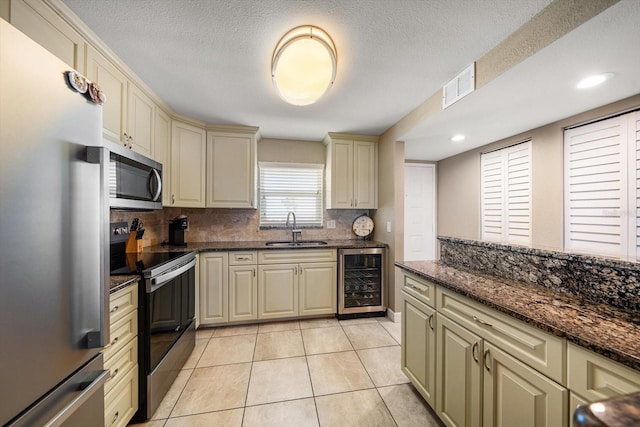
[103,141,162,210]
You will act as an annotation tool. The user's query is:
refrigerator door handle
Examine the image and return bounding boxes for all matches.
[43,369,109,427]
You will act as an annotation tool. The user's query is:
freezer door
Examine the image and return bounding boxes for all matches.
[0,20,107,425]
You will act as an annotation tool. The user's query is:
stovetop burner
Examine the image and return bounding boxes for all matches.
[110,251,190,276]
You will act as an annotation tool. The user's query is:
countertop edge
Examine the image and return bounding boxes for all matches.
[143,239,388,253]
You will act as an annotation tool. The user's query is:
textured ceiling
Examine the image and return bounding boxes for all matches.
[62,0,553,143]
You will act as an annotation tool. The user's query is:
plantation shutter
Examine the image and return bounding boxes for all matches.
[481,141,531,245]
[564,115,628,259]
[259,163,324,227]
[633,112,640,260]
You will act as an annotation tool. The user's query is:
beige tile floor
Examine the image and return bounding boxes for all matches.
[131,317,442,427]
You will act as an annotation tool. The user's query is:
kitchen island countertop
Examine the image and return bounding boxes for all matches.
[395,260,640,372]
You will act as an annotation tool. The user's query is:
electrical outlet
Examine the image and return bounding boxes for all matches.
[386,221,391,232]
[327,220,336,229]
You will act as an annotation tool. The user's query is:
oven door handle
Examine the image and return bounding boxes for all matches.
[148,258,196,293]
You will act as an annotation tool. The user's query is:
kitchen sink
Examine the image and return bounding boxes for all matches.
[265,240,328,247]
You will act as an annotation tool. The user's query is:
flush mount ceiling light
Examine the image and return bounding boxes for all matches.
[451,134,465,142]
[271,25,337,106]
[576,73,614,89]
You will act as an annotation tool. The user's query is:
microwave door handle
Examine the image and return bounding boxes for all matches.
[150,168,162,202]
[148,258,196,293]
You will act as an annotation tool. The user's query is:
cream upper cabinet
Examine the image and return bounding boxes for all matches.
[206,128,258,208]
[298,262,337,316]
[154,108,171,206]
[86,45,128,146]
[170,120,206,207]
[127,83,155,157]
[402,289,437,407]
[1,0,86,72]
[257,264,298,319]
[483,343,568,427]
[436,313,483,427]
[199,252,228,325]
[324,133,378,209]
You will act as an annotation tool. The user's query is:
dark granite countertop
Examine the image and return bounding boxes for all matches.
[109,275,139,294]
[144,239,387,253]
[395,260,640,372]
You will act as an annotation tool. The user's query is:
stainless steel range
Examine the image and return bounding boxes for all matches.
[110,224,196,421]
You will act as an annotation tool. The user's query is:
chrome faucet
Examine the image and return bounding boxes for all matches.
[286,211,302,242]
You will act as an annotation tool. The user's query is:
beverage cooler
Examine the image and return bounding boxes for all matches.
[338,248,386,317]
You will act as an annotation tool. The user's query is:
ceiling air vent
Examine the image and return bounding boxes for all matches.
[442,62,475,109]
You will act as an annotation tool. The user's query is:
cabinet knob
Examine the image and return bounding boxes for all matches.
[172,194,175,204]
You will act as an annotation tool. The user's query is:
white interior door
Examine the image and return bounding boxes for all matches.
[404,163,436,260]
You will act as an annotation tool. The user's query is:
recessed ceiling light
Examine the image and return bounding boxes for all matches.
[576,73,614,89]
[451,134,465,142]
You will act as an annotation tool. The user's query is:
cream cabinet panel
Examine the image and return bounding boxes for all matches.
[436,314,482,427]
[258,249,337,264]
[298,262,336,316]
[229,251,258,265]
[127,83,154,157]
[109,284,137,324]
[324,133,378,209]
[199,252,229,325]
[170,120,206,207]
[229,265,257,322]
[402,290,436,407]
[206,132,256,208]
[104,338,137,396]
[436,287,565,384]
[154,108,171,206]
[104,365,138,427]
[258,264,297,319]
[568,343,640,402]
[353,140,377,208]
[86,46,128,145]
[2,0,86,72]
[403,273,436,308]
[483,343,568,427]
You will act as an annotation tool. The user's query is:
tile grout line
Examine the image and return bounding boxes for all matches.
[240,328,259,426]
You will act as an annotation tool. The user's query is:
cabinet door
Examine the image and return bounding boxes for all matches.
[127,84,154,157]
[569,392,588,426]
[3,0,86,72]
[401,291,436,407]
[86,46,128,145]
[206,133,255,208]
[170,121,206,207]
[229,265,257,322]
[353,140,377,208]
[199,253,228,325]
[258,264,297,319]
[436,315,482,427]
[153,108,171,206]
[298,262,336,316]
[330,139,354,208]
[483,343,568,427]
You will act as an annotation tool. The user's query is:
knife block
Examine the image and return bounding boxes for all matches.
[125,233,143,253]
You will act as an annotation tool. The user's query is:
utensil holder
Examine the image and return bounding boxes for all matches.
[125,233,143,253]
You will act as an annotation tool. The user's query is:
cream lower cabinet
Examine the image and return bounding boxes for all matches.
[401,290,436,407]
[199,252,228,325]
[258,249,337,320]
[483,343,567,427]
[436,314,483,427]
[228,252,258,322]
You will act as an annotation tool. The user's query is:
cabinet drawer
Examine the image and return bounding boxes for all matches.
[109,284,138,325]
[229,251,257,265]
[103,310,137,363]
[104,337,137,396]
[437,287,566,384]
[104,365,138,427]
[403,273,436,308]
[259,249,337,264]
[568,343,640,402]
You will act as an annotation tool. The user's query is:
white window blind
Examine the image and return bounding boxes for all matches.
[481,141,531,246]
[259,162,324,227]
[564,111,640,260]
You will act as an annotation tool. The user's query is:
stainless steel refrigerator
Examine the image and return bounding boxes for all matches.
[0,19,109,426]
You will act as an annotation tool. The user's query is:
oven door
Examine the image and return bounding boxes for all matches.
[145,258,196,372]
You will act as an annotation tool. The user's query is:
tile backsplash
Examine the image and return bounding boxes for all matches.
[110,208,369,246]
[438,236,640,313]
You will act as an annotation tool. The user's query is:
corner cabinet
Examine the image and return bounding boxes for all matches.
[170,120,206,207]
[324,133,378,209]
[206,127,258,208]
